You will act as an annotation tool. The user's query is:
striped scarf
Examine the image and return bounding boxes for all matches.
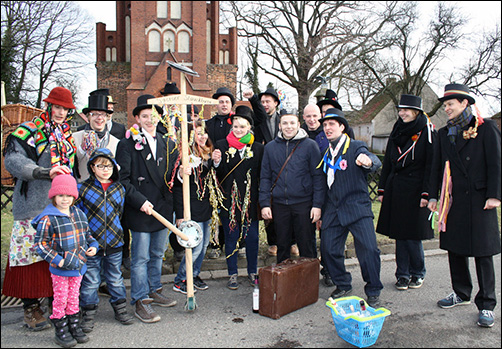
[446,107,473,144]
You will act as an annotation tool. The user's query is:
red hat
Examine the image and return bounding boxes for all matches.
[48,174,79,200]
[43,87,76,109]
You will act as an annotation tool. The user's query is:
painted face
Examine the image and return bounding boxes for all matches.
[91,158,114,182]
[261,95,278,115]
[323,119,345,141]
[231,117,251,139]
[194,126,208,147]
[54,194,74,211]
[303,106,321,130]
[51,104,70,124]
[279,115,300,140]
[88,111,108,132]
[217,96,232,115]
[398,108,419,123]
[443,99,469,120]
[135,108,158,135]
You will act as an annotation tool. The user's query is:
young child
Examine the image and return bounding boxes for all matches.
[34,174,99,348]
[75,148,134,331]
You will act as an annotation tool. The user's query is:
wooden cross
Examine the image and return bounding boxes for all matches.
[148,61,218,309]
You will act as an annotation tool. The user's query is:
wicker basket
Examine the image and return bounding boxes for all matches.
[1,104,44,127]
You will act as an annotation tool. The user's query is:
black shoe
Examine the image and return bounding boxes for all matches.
[323,273,334,287]
[98,283,111,297]
[330,287,352,299]
[395,277,410,290]
[367,295,380,308]
[193,276,209,290]
[408,276,424,289]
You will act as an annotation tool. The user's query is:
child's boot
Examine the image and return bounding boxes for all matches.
[80,304,98,333]
[51,316,77,348]
[111,299,134,325]
[67,312,89,343]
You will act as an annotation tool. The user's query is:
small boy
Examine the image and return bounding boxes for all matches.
[34,174,99,348]
[75,148,134,332]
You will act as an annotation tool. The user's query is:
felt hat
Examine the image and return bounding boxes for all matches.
[132,94,163,117]
[396,94,423,112]
[161,82,180,96]
[438,83,476,105]
[43,87,76,110]
[317,89,342,111]
[212,87,235,106]
[319,108,349,131]
[90,88,116,104]
[258,88,280,104]
[82,94,113,115]
[48,174,78,200]
[231,105,254,126]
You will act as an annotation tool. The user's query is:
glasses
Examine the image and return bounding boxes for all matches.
[89,112,107,118]
[93,164,113,170]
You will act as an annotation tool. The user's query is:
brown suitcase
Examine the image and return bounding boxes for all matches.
[259,257,320,319]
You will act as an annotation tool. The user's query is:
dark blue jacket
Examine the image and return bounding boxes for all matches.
[259,129,325,208]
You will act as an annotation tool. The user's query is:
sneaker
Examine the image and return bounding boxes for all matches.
[477,309,495,328]
[395,277,410,290]
[408,276,424,289]
[207,248,221,259]
[367,295,381,308]
[267,245,277,256]
[193,276,209,290]
[98,283,111,297]
[173,280,188,294]
[135,299,160,323]
[437,292,471,309]
[248,273,257,286]
[149,288,177,307]
[330,287,352,299]
[227,274,239,290]
[290,244,299,257]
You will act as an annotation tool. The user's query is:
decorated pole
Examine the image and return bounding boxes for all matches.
[148,61,218,311]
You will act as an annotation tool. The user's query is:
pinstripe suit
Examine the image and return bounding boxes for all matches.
[320,138,384,297]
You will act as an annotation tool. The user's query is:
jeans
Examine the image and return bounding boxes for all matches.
[221,218,259,276]
[129,229,169,305]
[395,239,426,280]
[174,220,211,283]
[80,251,127,306]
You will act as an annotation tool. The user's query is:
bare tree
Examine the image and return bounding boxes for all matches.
[222,1,403,113]
[1,1,94,107]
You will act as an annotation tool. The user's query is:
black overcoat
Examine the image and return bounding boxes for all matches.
[429,117,501,257]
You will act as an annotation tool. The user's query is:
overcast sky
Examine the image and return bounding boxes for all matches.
[76,1,501,115]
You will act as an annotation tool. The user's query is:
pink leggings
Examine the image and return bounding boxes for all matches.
[50,274,83,319]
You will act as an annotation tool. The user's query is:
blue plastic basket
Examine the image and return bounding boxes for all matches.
[326,296,391,348]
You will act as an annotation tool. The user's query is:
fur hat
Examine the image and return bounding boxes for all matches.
[43,87,76,110]
[48,174,78,200]
[438,83,476,105]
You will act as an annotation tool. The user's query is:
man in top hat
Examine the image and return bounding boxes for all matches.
[428,83,501,328]
[73,93,118,183]
[319,108,384,308]
[115,94,179,323]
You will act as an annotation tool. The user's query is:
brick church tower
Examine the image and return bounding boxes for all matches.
[95,1,238,127]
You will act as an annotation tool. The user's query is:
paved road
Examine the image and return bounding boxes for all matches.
[1,250,500,348]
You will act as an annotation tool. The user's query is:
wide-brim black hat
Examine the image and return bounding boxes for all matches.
[396,94,423,111]
[132,94,163,117]
[82,94,113,115]
[161,82,180,96]
[319,108,348,131]
[89,88,116,104]
[317,89,342,110]
[212,87,235,106]
[438,83,475,105]
[231,105,254,127]
[258,88,280,104]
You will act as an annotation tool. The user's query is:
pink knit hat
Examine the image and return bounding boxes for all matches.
[48,174,79,200]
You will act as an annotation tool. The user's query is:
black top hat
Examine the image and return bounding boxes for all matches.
[231,105,254,127]
[82,94,113,115]
[396,94,423,111]
[89,88,116,104]
[317,89,342,111]
[319,108,349,131]
[258,88,280,104]
[438,83,475,105]
[132,94,163,117]
[212,87,235,106]
[161,82,180,96]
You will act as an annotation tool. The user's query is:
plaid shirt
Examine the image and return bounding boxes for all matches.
[34,204,98,277]
[76,178,126,255]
